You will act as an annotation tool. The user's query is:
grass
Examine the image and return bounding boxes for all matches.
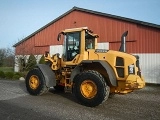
[0,67,14,72]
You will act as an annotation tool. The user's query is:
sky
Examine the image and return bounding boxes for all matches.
[0,0,160,49]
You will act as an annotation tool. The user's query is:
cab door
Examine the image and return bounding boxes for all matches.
[62,32,80,62]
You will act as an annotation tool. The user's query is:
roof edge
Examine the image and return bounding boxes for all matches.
[73,6,160,29]
[13,6,160,47]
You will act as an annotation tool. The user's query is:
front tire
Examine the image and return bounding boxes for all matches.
[25,68,49,95]
[73,70,110,107]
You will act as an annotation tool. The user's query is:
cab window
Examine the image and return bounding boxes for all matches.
[85,32,95,50]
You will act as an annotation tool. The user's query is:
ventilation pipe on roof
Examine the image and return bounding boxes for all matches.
[119,31,128,52]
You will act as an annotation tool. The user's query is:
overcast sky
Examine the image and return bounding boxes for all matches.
[0,0,159,49]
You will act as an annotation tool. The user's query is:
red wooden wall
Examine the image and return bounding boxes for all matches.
[15,10,160,55]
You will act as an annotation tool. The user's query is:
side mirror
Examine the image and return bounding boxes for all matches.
[45,51,49,57]
[57,32,65,41]
[57,33,61,41]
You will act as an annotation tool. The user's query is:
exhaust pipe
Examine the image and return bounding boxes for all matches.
[119,31,128,52]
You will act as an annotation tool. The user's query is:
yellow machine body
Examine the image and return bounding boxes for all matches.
[45,27,145,94]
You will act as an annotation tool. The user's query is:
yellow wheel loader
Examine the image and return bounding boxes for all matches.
[25,27,145,107]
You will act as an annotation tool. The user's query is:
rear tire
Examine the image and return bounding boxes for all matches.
[25,68,49,95]
[73,70,110,107]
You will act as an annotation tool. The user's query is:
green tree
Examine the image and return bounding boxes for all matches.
[0,49,6,67]
[0,48,14,67]
[26,54,37,71]
[38,55,46,64]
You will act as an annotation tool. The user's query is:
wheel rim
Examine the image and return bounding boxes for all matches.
[80,80,97,99]
[29,75,39,90]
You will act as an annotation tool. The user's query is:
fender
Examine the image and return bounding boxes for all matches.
[36,64,56,87]
[71,60,117,86]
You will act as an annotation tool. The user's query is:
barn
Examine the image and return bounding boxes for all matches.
[13,7,160,84]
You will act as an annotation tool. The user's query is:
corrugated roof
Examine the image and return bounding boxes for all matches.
[13,6,160,47]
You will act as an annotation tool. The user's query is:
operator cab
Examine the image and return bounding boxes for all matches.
[57,27,98,62]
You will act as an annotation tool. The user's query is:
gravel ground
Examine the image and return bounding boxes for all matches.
[0,80,160,120]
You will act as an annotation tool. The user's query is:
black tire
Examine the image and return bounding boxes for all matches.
[73,70,110,107]
[25,68,49,95]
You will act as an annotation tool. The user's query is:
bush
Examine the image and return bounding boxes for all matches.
[0,70,27,80]
[14,72,27,78]
[39,55,46,64]
[0,71,5,78]
[12,74,21,80]
[14,72,23,76]
[5,72,14,79]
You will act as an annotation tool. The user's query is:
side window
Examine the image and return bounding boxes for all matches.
[66,32,80,61]
[85,32,95,50]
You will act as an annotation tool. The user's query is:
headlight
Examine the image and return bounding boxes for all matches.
[128,64,135,74]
